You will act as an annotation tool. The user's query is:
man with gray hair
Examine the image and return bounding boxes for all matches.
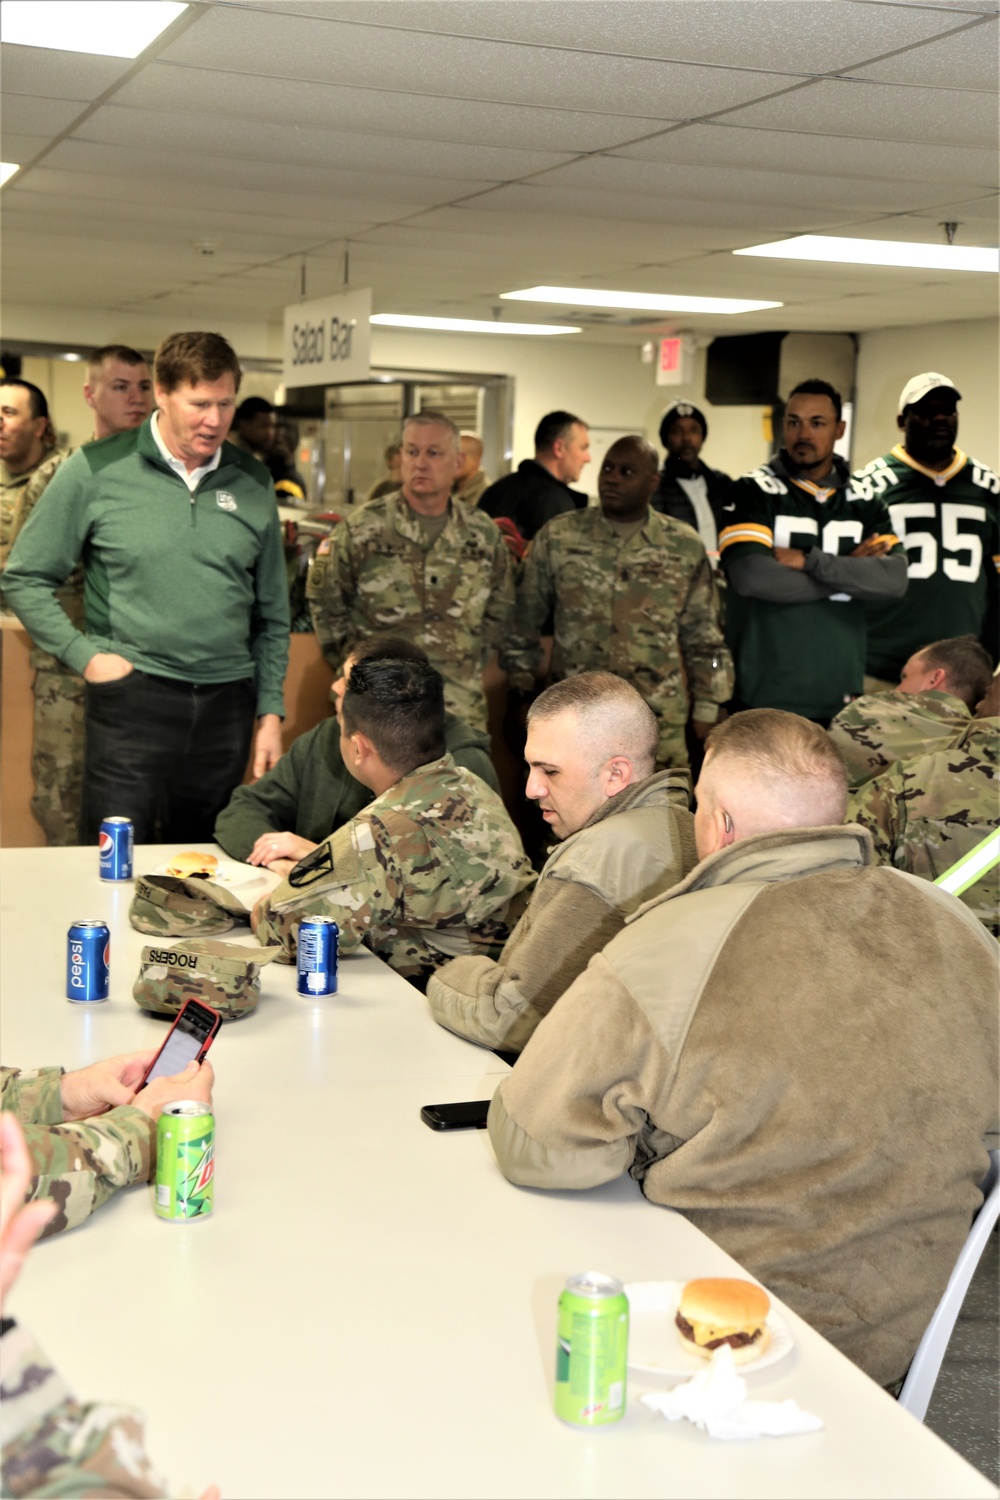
[829,634,994,788]
[426,672,696,1052]
[488,708,997,1391]
[308,409,513,731]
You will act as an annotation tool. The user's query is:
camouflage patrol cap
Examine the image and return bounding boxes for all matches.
[129,875,237,936]
[133,939,283,1021]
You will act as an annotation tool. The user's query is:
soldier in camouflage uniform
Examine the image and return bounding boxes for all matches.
[307,411,514,732]
[502,436,732,769]
[0,1048,212,1236]
[0,1111,172,1498]
[829,635,992,788]
[252,655,534,984]
[0,380,80,844]
[848,716,999,936]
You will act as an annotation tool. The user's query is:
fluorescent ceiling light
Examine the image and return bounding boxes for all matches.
[501,285,783,314]
[0,164,20,187]
[1,1,187,59]
[735,235,998,274]
[370,314,580,336]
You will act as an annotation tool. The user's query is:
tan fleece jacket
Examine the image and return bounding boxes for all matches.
[489,826,999,1387]
[426,770,695,1052]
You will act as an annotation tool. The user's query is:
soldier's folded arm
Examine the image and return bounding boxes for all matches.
[3,457,102,674]
[427,882,624,1052]
[1,1065,65,1125]
[499,528,556,688]
[252,814,403,959]
[487,954,662,1190]
[15,1109,155,1238]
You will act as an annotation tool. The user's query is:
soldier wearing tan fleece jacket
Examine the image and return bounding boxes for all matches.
[427,672,696,1053]
[488,711,999,1387]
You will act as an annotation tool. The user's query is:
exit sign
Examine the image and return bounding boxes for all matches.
[655,337,691,387]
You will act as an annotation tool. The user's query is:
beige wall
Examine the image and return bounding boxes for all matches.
[854,318,999,473]
[11,310,997,477]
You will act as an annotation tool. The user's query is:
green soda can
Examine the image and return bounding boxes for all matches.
[155,1101,215,1221]
[554,1271,629,1426]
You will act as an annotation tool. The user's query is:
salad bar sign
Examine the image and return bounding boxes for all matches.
[283,288,372,387]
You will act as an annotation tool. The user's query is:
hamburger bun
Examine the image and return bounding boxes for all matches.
[166,851,219,880]
[676,1278,771,1365]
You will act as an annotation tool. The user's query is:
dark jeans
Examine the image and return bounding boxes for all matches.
[80,670,256,844]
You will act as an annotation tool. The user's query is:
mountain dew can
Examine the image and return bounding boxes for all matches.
[555,1272,629,1426]
[155,1102,214,1221]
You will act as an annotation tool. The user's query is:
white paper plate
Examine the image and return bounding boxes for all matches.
[153,859,269,891]
[623,1281,793,1377]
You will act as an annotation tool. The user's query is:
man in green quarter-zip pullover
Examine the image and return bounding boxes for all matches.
[4,331,290,844]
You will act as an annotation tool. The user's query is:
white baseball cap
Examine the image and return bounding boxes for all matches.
[898,372,961,414]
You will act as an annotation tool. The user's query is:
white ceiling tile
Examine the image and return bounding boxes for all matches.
[458,180,863,231]
[0,134,51,165]
[74,103,575,179]
[724,76,999,148]
[231,0,971,72]
[158,9,799,117]
[531,155,966,214]
[0,92,88,139]
[42,139,493,205]
[111,64,675,152]
[615,120,999,189]
[0,43,132,100]
[849,15,999,89]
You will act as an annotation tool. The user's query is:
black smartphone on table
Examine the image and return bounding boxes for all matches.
[137,998,222,1091]
[420,1100,491,1131]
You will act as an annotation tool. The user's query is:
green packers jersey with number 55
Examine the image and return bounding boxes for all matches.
[855,446,1000,680]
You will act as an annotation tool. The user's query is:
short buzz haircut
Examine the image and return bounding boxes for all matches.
[534,410,586,455]
[528,672,658,774]
[705,709,848,823]
[788,379,843,422]
[916,635,994,709]
[351,634,430,670]
[87,344,148,376]
[1,378,48,420]
[341,656,446,775]
[403,409,459,444]
[154,331,242,394]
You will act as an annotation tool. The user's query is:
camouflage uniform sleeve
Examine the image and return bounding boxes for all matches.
[676,548,735,721]
[306,524,356,672]
[19,1106,156,1238]
[252,813,408,960]
[0,1067,65,1126]
[499,524,556,689]
[0,1323,168,1498]
[847,774,903,866]
[477,523,516,659]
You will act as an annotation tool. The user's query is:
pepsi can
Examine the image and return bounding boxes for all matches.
[66,920,110,1003]
[297,917,338,996]
[99,817,133,881]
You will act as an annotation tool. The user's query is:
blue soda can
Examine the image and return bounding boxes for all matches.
[66,920,110,1003]
[99,817,133,881]
[297,917,339,996]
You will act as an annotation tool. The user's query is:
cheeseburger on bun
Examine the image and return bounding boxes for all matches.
[676,1278,771,1364]
[165,851,219,880]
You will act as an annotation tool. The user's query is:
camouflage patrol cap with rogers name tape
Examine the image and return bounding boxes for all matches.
[129,874,248,937]
[133,939,284,1021]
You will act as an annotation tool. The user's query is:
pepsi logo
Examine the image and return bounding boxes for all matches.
[103,942,111,966]
[99,832,113,854]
